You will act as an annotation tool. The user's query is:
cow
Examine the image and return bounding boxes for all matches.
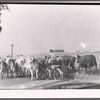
[24,56,39,80]
[5,57,19,78]
[15,57,27,77]
[57,55,76,77]
[75,55,98,74]
[36,56,47,79]
[0,59,11,79]
[63,55,76,71]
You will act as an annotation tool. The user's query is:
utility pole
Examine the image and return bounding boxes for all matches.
[0,12,2,33]
[11,44,14,60]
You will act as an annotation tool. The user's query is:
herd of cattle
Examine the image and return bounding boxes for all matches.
[0,54,98,80]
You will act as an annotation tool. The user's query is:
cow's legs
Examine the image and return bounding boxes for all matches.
[71,66,75,75]
[7,72,9,78]
[95,66,99,75]
[40,70,43,79]
[87,64,92,75]
[88,67,92,75]
[36,69,38,80]
[25,70,28,78]
[30,69,33,80]
[72,65,75,73]
[78,66,81,74]
[1,72,4,79]
[95,65,98,75]
[85,66,88,74]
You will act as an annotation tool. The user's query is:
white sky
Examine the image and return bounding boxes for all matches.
[1,4,100,56]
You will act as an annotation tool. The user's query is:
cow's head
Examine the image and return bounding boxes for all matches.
[28,56,35,63]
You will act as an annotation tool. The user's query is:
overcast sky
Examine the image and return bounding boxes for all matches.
[1,4,100,56]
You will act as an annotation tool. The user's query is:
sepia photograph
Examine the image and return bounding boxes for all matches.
[1,3,100,90]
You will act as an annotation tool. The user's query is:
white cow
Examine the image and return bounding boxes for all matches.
[15,56,27,77]
[24,56,39,80]
[5,57,17,77]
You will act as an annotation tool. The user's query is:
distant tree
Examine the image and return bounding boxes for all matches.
[0,4,9,32]
[76,51,80,53]
[7,55,10,57]
[20,54,24,56]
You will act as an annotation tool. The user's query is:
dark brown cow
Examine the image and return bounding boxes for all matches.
[36,57,47,79]
[61,55,76,72]
[76,55,98,74]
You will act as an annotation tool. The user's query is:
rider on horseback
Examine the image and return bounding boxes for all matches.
[48,49,57,65]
